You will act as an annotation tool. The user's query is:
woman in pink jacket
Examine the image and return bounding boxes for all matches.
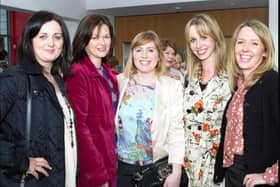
[65,14,119,187]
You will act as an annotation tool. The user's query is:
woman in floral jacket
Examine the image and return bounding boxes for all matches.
[183,13,231,187]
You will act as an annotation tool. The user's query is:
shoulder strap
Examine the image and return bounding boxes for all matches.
[25,75,32,154]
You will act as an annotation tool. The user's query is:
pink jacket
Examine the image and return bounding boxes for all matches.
[65,56,119,187]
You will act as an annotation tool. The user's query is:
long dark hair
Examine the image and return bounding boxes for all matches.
[72,14,114,62]
[18,10,72,76]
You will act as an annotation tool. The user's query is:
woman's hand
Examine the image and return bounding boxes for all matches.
[163,163,181,187]
[243,173,266,187]
[27,157,52,180]
[100,182,109,187]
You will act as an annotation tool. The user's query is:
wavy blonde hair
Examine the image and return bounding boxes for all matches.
[184,13,227,81]
[123,30,165,77]
[227,19,275,91]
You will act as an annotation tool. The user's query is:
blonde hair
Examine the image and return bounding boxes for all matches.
[184,13,227,80]
[123,30,165,77]
[227,19,275,91]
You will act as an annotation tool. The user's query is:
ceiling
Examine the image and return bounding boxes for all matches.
[87,0,268,17]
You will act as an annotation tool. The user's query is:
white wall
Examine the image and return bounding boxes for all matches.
[85,0,203,9]
[1,0,82,41]
[64,20,79,42]
[1,0,86,20]
[269,0,278,71]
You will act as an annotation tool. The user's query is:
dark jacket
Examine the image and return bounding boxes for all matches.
[0,59,66,187]
[64,55,119,187]
[214,70,279,186]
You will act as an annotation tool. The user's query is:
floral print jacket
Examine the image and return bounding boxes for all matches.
[183,73,231,187]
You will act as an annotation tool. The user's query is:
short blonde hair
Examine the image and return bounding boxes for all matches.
[123,30,166,77]
[184,13,227,80]
[227,19,275,91]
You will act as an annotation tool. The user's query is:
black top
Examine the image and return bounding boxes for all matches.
[214,70,279,187]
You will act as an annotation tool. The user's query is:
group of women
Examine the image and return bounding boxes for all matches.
[0,9,278,187]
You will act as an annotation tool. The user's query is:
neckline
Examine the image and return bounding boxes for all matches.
[132,77,156,89]
[199,82,208,91]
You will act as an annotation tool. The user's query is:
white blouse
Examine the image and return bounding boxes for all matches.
[56,92,77,187]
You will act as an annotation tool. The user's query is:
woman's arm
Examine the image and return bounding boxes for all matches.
[243,162,278,187]
[164,79,185,187]
[164,163,182,187]
[167,79,185,164]
[0,71,29,173]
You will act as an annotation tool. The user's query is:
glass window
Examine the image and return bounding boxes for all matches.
[0,8,10,66]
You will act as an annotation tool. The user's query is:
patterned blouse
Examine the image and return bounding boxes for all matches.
[223,77,247,167]
[183,73,231,187]
[117,77,155,165]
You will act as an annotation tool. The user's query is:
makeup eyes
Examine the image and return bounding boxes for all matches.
[236,40,260,46]
[134,48,156,53]
[189,35,208,43]
[38,33,63,41]
[91,35,111,40]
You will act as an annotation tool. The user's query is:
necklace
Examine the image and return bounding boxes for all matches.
[132,76,156,90]
[199,77,210,85]
[62,96,75,148]
[197,66,212,85]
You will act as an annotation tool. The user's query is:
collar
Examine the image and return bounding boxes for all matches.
[18,58,42,75]
[82,55,110,77]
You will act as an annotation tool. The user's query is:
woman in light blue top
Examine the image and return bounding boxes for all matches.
[115,30,185,187]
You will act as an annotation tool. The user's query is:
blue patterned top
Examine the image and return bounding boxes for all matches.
[117,77,155,164]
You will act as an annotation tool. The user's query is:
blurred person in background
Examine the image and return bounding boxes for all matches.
[161,39,184,85]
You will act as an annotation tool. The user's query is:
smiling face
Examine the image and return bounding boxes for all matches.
[189,25,216,62]
[85,24,111,61]
[133,41,159,76]
[235,26,266,77]
[32,20,63,66]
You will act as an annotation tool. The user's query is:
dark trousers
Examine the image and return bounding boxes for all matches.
[225,155,246,187]
[225,155,272,187]
[117,160,152,187]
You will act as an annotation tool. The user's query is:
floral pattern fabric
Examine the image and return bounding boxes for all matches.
[183,73,231,187]
[117,78,155,164]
